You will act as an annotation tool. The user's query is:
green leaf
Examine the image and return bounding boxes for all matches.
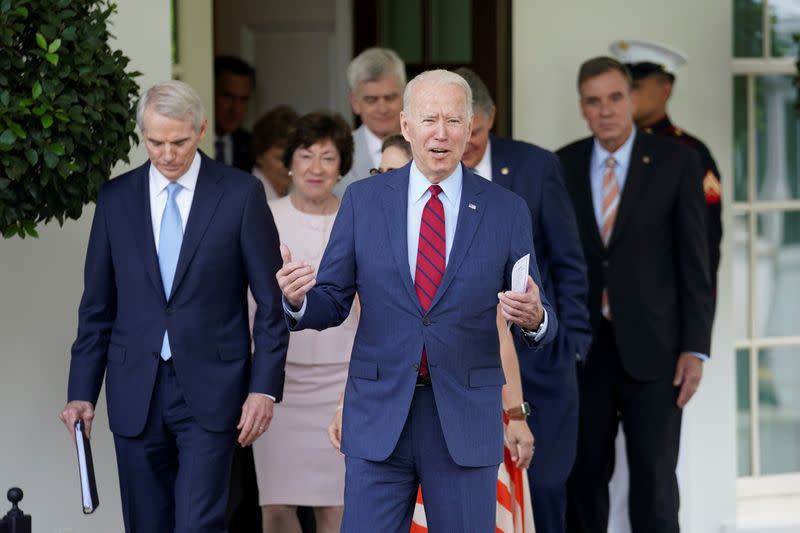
[49,142,65,155]
[9,122,25,139]
[32,80,42,99]
[24,148,38,166]
[43,149,58,169]
[48,39,61,53]
[41,115,53,128]
[45,53,59,66]
[62,26,77,41]
[32,105,46,116]
[15,6,28,17]
[0,91,8,107]
[35,32,47,50]
[0,129,15,146]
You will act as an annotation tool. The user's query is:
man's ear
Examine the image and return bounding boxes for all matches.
[350,90,361,116]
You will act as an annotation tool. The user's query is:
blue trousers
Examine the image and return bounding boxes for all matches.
[113,359,237,533]
[341,386,498,533]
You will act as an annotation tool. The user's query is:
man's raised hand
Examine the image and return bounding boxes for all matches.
[276,243,316,310]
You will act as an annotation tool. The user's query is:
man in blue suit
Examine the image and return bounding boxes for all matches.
[456,68,591,533]
[277,70,557,533]
[59,80,288,533]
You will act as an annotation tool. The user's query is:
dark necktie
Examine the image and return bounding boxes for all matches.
[414,185,446,376]
[214,137,226,163]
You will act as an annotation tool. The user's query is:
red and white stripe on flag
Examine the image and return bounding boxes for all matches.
[410,423,535,532]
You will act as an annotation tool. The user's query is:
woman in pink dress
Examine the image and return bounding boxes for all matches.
[252,112,356,533]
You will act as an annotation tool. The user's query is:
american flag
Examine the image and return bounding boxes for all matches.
[410,421,536,533]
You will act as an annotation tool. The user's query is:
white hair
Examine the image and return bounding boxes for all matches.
[346,47,406,92]
[403,69,473,122]
[136,80,205,133]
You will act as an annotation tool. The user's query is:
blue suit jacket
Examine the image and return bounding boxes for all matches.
[489,136,590,485]
[67,154,288,437]
[292,164,557,467]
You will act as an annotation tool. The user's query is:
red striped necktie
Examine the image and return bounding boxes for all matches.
[414,185,446,376]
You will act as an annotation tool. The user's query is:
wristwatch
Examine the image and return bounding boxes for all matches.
[521,311,546,339]
[504,401,531,421]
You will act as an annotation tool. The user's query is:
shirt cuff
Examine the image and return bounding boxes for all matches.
[255,393,276,401]
[282,296,306,321]
[689,351,709,362]
[522,309,548,342]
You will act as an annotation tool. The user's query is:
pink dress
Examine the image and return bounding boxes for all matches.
[251,196,357,506]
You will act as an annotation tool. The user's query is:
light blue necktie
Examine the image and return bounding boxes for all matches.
[158,182,183,360]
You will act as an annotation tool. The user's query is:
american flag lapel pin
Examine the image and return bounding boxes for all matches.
[468,203,477,210]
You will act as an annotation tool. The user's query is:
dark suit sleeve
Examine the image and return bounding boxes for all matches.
[676,149,713,355]
[241,179,289,399]
[507,196,558,348]
[68,187,117,405]
[294,186,358,331]
[540,153,591,361]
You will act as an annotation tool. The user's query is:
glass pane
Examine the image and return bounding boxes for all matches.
[754,75,800,201]
[758,346,800,475]
[380,0,423,64]
[429,0,472,63]
[737,348,753,476]
[733,214,750,335]
[755,211,800,337]
[771,0,800,57]
[733,76,748,202]
[733,0,764,57]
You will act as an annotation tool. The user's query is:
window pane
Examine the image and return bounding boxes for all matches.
[754,75,800,201]
[733,76,748,202]
[737,348,753,476]
[429,0,472,63]
[733,0,764,57]
[380,0,423,64]
[733,214,750,335]
[755,211,800,337]
[758,346,800,475]
[770,0,800,57]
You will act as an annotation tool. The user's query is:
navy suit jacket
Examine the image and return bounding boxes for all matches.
[490,136,591,368]
[291,164,557,467]
[67,154,288,437]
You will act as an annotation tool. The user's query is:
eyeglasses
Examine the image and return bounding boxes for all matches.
[369,167,398,176]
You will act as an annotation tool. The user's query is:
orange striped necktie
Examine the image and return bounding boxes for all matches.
[601,157,618,320]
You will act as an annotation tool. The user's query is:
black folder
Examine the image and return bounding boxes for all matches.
[74,419,99,514]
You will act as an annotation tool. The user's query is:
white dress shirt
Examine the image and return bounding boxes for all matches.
[149,151,200,247]
[472,139,493,182]
[363,126,383,168]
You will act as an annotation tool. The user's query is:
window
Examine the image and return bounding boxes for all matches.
[732,0,800,496]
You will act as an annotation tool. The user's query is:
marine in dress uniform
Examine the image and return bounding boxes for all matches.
[611,39,722,302]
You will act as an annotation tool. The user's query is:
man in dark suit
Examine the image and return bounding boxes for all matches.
[557,57,713,533]
[215,55,256,172]
[278,69,557,532]
[59,80,288,532]
[456,67,591,533]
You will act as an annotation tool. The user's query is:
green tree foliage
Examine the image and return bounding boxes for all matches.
[0,0,139,238]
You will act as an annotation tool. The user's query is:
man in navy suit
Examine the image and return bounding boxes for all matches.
[277,70,557,533]
[456,68,591,533]
[59,80,288,532]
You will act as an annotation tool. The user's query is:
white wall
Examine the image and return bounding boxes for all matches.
[512,1,737,532]
[0,2,171,532]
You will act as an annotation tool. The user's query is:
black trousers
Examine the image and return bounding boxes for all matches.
[566,319,682,533]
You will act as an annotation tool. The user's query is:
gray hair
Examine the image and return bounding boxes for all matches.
[453,67,494,117]
[136,80,205,133]
[403,69,473,122]
[346,47,406,92]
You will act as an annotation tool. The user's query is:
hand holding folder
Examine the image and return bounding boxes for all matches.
[74,420,99,514]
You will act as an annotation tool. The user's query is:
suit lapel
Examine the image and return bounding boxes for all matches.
[429,167,485,311]
[128,162,166,300]
[170,156,224,300]
[609,133,647,248]
[381,166,420,310]
[574,140,604,254]
[489,136,514,190]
